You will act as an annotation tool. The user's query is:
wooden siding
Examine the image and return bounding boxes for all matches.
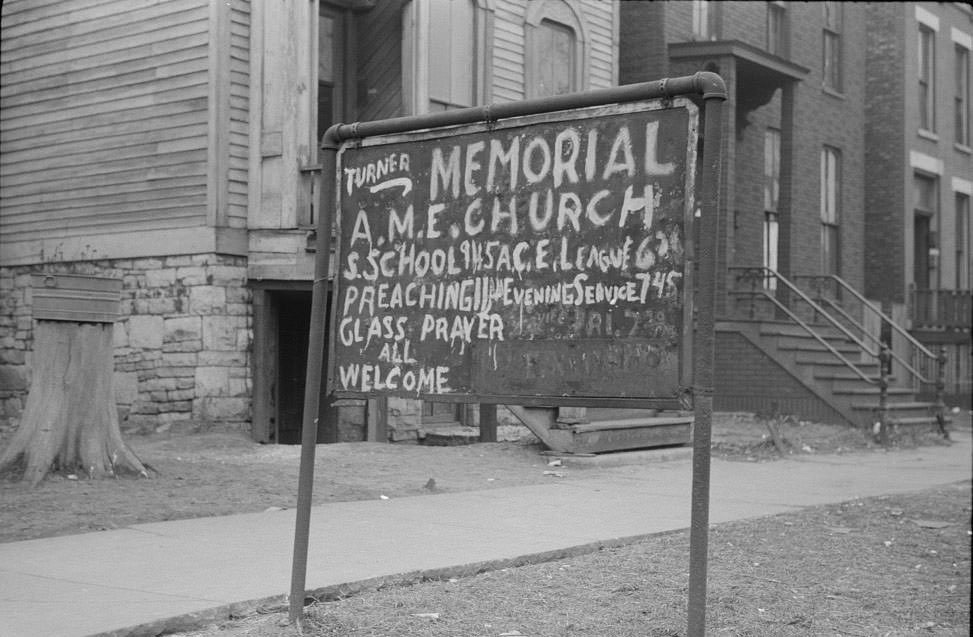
[227,0,250,229]
[491,0,617,103]
[579,0,616,88]
[493,1,527,102]
[0,0,247,265]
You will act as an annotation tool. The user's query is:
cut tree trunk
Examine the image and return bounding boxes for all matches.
[0,321,149,486]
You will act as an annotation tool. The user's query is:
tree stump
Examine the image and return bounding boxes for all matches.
[0,321,149,486]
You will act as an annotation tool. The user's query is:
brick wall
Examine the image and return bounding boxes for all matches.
[864,3,907,304]
[0,255,251,435]
[618,1,668,83]
[715,329,849,424]
[782,3,868,288]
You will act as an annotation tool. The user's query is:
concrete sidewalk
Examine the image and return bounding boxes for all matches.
[1,432,970,637]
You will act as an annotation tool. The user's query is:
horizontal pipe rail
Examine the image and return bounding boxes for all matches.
[323,72,726,148]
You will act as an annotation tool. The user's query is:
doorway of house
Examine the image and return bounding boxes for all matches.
[261,290,343,444]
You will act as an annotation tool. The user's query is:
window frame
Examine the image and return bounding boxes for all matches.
[955,44,970,147]
[912,172,940,290]
[692,0,720,42]
[402,0,494,115]
[918,24,937,133]
[767,1,787,57]
[820,146,841,276]
[763,128,782,289]
[427,0,477,112]
[956,193,970,289]
[822,1,843,93]
[525,0,588,100]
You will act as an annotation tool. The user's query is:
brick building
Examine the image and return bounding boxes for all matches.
[864,2,972,407]
[620,1,971,420]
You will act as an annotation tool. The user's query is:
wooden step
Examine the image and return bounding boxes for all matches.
[506,406,691,454]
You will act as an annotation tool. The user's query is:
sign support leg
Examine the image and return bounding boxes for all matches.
[687,88,726,637]
[289,132,339,624]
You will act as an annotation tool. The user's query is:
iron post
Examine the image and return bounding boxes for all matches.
[687,79,727,637]
[289,127,340,624]
[878,344,891,447]
[935,346,949,439]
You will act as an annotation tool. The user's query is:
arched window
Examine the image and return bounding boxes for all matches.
[525,0,588,99]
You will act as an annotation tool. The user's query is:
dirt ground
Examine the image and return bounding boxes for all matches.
[0,412,957,544]
[181,483,971,636]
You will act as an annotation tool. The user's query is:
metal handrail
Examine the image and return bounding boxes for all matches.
[811,294,929,384]
[815,296,881,356]
[759,290,877,385]
[729,268,877,384]
[794,274,937,360]
[729,269,949,439]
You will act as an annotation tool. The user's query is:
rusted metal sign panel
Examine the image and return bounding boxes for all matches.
[329,99,698,407]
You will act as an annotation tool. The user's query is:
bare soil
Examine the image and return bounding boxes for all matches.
[1,412,965,636]
[181,482,972,636]
[0,413,953,544]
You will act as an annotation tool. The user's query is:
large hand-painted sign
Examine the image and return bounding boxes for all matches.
[329,99,698,406]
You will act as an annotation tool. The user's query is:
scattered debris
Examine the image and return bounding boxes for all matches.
[543,470,564,478]
[912,519,951,529]
[547,459,562,467]
[423,478,437,491]
[379,495,389,500]
[411,612,440,620]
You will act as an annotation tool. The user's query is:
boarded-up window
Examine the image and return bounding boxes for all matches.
[428,0,476,111]
[532,19,576,98]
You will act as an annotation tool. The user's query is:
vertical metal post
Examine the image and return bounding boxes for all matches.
[688,84,726,637]
[935,346,949,439]
[878,344,890,447]
[289,130,339,624]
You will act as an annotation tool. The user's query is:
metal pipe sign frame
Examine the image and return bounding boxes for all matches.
[290,72,726,636]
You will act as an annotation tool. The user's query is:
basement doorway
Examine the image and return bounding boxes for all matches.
[252,287,364,444]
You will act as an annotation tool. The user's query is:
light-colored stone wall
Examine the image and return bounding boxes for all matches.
[0,255,251,436]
